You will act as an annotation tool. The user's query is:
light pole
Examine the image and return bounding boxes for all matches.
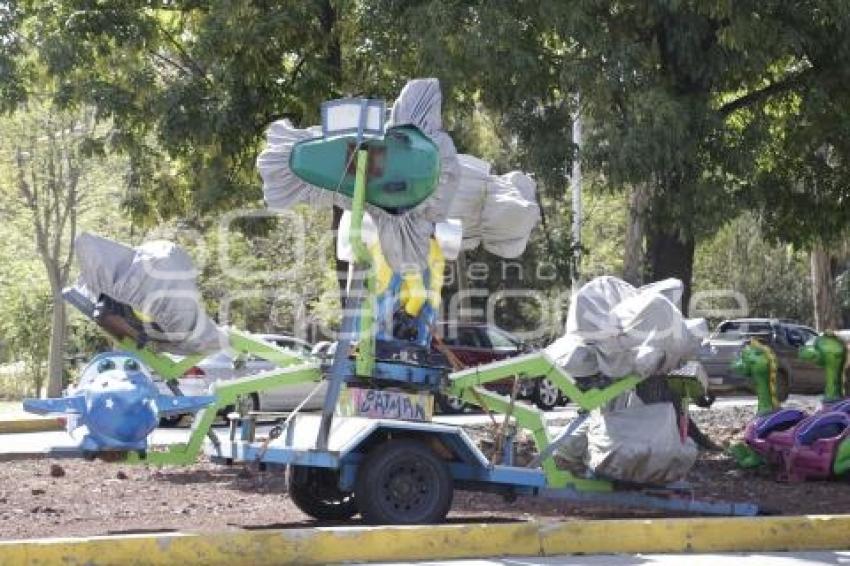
[570,93,582,289]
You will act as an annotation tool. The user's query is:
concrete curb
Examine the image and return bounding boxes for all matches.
[1,515,849,565]
[0,417,63,434]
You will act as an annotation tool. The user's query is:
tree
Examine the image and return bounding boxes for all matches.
[0,288,51,396]
[355,1,850,313]
[3,103,95,396]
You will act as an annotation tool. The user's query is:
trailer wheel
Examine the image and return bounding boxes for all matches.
[356,439,453,524]
[288,466,358,521]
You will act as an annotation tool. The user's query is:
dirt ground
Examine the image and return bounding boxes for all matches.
[2,400,850,541]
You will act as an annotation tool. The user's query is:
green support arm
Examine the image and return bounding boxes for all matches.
[448,352,647,491]
[115,338,205,382]
[117,329,322,466]
[131,363,322,466]
[228,329,309,368]
[448,352,641,412]
[457,385,611,491]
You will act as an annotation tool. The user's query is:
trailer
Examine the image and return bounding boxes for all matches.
[39,90,759,524]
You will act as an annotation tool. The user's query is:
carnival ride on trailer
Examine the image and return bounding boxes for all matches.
[29,90,759,524]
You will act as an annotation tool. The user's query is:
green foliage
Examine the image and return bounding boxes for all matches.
[10,0,356,223]
[0,0,27,112]
[0,286,51,396]
[693,213,813,326]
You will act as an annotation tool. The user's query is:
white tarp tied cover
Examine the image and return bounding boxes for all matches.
[448,154,540,258]
[552,399,698,484]
[258,77,541,268]
[258,78,460,271]
[74,233,224,355]
[545,276,708,379]
[584,401,698,484]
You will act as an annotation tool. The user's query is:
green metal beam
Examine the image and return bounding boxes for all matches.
[128,363,322,466]
[457,385,611,491]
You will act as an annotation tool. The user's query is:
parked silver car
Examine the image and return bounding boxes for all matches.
[155,334,327,421]
[696,318,821,403]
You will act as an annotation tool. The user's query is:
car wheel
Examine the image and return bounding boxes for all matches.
[775,369,790,402]
[436,393,467,414]
[289,466,358,521]
[356,439,453,525]
[158,415,183,428]
[533,377,560,411]
[694,393,716,409]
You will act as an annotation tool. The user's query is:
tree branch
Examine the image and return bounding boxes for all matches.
[718,66,817,118]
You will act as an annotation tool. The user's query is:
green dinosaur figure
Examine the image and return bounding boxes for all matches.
[800,332,850,476]
[728,340,780,468]
[732,339,780,416]
[799,332,846,404]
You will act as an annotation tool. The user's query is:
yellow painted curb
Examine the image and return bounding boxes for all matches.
[0,417,63,434]
[0,515,849,565]
[0,522,542,566]
[540,515,850,555]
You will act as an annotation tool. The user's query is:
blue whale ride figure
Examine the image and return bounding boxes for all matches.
[23,352,214,453]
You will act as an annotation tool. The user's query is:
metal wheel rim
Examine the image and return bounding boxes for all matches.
[539,378,559,406]
[445,395,465,411]
[378,459,437,519]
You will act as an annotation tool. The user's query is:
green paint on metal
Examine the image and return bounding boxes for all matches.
[117,331,321,466]
[448,353,648,490]
[457,385,612,491]
[448,353,640,412]
[116,338,204,382]
[289,125,439,210]
[799,333,846,403]
[228,329,307,368]
[350,148,376,378]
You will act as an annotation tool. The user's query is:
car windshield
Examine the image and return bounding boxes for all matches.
[487,327,519,349]
[715,321,772,338]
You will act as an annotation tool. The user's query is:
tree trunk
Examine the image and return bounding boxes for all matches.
[46,294,66,397]
[647,225,695,316]
[811,243,840,331]
[622,184,649,286]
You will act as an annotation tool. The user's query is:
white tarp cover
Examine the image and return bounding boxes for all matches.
[258,78,460,271]
[74,233,224,355]
[258,78,541,268]
[545,276,708,379]
[584,401,697,484]
[448,154,540,258]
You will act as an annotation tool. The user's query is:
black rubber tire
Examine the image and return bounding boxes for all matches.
[159,415,183,428]
[533,377,560,411]
[776,369,790,402]
[694,393,716,409]
[288,466,358,521]
[356,439,453,525]
[436,393,467,414]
